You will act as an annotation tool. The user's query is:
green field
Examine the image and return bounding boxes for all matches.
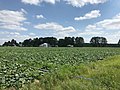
[0,47,120,90]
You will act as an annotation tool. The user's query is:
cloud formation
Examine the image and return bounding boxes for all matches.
[21,0,108,7]
[36,15,45,19]
[0,9,27,31]
[77,13,120,43]
[64,0,108,7]
[0,31,37,45]
[34,22,76,37]
[21,0,60,5]
[74,10,101,21]
[87,13,120,30]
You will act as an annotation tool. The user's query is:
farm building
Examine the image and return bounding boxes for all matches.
[39,43,49,47]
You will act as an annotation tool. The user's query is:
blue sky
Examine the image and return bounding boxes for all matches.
[0,0,120,44]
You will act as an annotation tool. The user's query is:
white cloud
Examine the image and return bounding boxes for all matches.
[64,0,108,7]
[21,0,108,7]
[22,0,40,5]
[24,22,31,25]
[29,33,36,36]
[76,30,120,43]
[0,31,20,35]
[34,22,76,32]
[0,9,27,31]
[76,13,120,43]
[105,31,120,43]
[21,0,60,5]
[36,15,45,19]
[77,25,104,37]
[0,31,37,45]
[34,22,62,30]
[34,22,76,38]
[85,24,102,31]
[74,10,101,21]
[87,13,120,30]
[21,8,27,14]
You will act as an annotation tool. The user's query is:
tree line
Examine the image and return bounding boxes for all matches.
[2,37,120,47]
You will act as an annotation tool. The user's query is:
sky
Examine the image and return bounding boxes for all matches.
[0,0,120,44]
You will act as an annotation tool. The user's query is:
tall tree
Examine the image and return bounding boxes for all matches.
[2,39,19,46]
[22,39,32,47]
[2,42,9,46]
[118,39,120,46]
[90,37,107,47]
[58,39,65,47]
[10,39,19,46]
[32,38,39,47]
[64,37,75,46]
[43,37,57,47]
[74,37,84,47]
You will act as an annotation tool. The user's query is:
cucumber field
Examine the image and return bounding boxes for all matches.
[0,47,120,90]
[1,0,120,90]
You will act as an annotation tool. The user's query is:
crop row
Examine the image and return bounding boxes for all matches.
[0,47,120,89]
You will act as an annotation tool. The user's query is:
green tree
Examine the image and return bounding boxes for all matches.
[64,37,75,46]
[90,37,107,47]
[74,37,84,47]
[2,39,19,46]
[43,37,57,47]
[22,39,32,47]
[58,39,66,47]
